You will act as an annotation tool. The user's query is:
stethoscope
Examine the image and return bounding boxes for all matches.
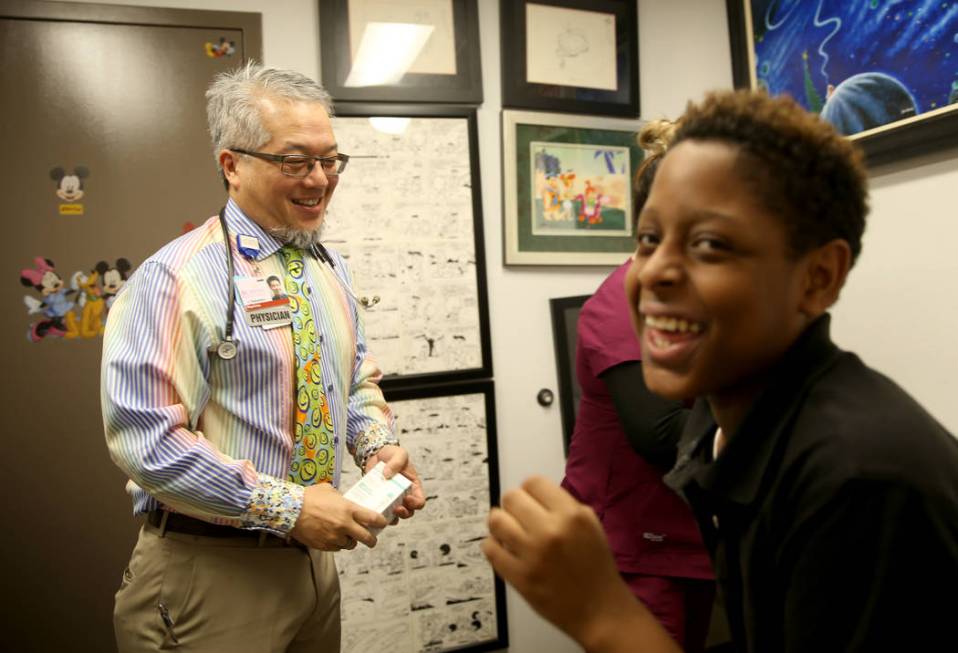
[213,207,380,360]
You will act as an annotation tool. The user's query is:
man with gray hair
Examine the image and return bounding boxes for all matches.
[101,61,425,651]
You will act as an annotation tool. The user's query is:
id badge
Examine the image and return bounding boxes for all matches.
[235,276,291,329]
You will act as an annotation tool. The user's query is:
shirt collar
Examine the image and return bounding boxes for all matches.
[666,314,843,509]
[222,198,284,262]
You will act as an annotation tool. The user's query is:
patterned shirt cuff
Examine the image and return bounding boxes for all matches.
[352,423,400,469]
[240,474,305,536]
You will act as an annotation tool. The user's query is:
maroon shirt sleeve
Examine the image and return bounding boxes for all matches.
[577,262,642,379]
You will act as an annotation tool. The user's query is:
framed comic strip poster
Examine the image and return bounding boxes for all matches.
[323,104,492,388]
[320,0,482,104]
[503,110,642,266]
[727,0,958,165]
[335,380,507,653]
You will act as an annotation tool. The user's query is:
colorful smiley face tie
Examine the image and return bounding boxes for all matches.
[280,246,335,486]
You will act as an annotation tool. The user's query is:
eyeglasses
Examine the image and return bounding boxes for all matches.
[230,148,350,177]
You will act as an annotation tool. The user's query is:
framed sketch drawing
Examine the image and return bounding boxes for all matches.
[727,0,958,165]
[502,109,642,266]
[549,294,590,455]
[320,0,482,104]
[500,0,639,117]
[324,104,492,388]
[335,380,507,653]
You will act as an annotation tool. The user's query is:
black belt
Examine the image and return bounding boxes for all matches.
[146,509,289,543]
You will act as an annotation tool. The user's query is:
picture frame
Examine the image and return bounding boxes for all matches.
[319,0,482,105]
[324,104,492,389]
[502,109,642,266]
[336,379,507,653]
[500,0,639,117]
[726,0,958,166]
[549,294,590,456]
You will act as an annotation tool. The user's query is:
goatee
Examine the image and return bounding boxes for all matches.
[270,224,324,250]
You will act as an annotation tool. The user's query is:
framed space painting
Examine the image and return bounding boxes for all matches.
[322,104,492,389]
[319,0,482,104]
[335,380,507,653]
[500,0,639,117]
[727,0,958,165]
[502,109,642,266]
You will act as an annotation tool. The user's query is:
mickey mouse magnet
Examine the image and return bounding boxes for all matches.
[51,166,89,215]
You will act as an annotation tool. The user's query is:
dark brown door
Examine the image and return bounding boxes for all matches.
[0,1,261,649]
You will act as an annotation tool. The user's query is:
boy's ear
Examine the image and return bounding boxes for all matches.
[798,239,852,318]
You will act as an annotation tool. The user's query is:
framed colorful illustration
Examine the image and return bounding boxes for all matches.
[500,0,639,117]
[727,0,958,165]
[502,110,642,266]
[335,380,507,653]
[319,0,482,104]
[549,294,590,455]
[323,104,492,389]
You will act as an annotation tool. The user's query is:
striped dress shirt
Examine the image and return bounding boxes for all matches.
[101,198,397,535]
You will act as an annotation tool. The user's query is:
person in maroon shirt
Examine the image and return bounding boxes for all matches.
[561,121,713,652]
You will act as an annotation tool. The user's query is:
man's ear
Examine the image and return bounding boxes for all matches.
[798,238,853,318]
[219,150,241,190]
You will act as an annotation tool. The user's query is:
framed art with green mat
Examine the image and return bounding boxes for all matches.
[502,110,643,266]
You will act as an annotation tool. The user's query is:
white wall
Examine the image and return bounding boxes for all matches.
[57,0,958,649]
[831,148,958,430]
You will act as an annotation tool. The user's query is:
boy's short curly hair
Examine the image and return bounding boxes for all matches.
[672,90,869,264]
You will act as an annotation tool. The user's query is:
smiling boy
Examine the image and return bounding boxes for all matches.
[483,90,958,652]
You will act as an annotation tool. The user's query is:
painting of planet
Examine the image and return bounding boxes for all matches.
[743,0,958,137]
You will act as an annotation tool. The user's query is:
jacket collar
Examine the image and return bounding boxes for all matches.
[666,314,843,508]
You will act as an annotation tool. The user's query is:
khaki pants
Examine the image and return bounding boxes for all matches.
[114,523,340,652]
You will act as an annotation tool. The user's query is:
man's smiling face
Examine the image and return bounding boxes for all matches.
[224,96,340,237]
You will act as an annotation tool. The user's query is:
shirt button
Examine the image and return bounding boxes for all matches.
[712,514,720,529]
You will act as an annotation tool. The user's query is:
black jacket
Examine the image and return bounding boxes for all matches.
[666,315,958,652]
